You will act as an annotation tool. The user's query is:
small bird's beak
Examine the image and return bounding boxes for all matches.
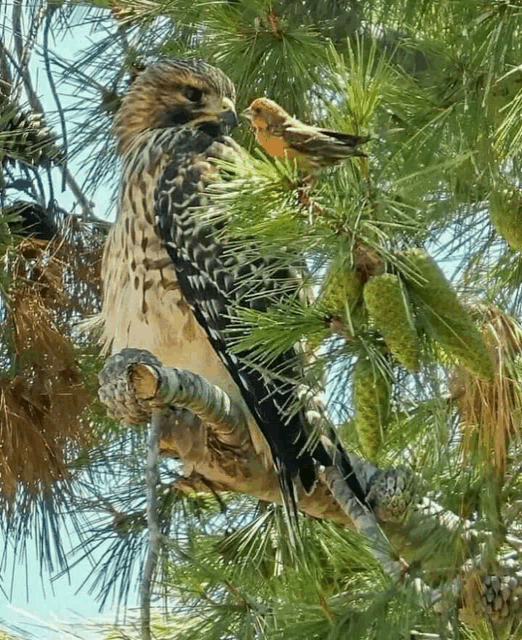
[242,107,254,121]
[218,97,238,133]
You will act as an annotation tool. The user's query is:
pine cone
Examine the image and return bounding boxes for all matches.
[366,467,416,522]
[0,103,64,166]
[480,569,522,620]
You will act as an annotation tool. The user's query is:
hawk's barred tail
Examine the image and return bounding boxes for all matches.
[276,460,301,536]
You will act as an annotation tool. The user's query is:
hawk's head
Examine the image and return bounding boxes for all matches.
[114,59,237,155]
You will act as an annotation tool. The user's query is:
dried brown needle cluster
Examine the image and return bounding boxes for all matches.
[454,305,522,474]
[0,230,102,505]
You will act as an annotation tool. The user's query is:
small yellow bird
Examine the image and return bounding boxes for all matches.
[242,97,369,169]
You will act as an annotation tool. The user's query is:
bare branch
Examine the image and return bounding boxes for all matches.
[12,0,46,106]
[59,164,95,219]
[97,348,522,624]
[140,408,167,640]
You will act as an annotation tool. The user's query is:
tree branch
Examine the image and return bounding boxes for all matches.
[98,348,522,625]
[140,408,167,640]
[318,465,404,580]
[98,348,359,524]
[43,4,68,191]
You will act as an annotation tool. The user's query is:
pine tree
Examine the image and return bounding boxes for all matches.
[2,1,522,639]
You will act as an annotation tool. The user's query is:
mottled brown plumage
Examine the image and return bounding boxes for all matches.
[101,60,250,419]
[99,60,368,513]
[114,59,236,155]
[243,97,369,168]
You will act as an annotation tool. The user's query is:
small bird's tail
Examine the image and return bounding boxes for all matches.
[310,129,370,164]
[320,130,371,147]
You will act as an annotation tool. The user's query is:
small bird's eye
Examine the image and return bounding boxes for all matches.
[183,86,203,102]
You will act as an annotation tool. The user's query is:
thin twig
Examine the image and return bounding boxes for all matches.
[12,0,24,63]
[59,158,95,220]
[27,163,47,204]
[12,0,46,105]
[1,35,41,112]
[13,0,45,70]
[0,36,13,97]
[43,5,68,191]
[141,408,167,640]
[25,4,47,68]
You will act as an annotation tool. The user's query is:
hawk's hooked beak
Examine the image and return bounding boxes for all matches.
[218,97,238,133]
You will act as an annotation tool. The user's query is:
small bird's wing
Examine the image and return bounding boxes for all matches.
[283,121,368,164]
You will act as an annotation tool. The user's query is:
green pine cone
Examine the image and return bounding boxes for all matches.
[489,188,522,251]
[402,249,494,380]
[353,357,391,460]
[321,268,361,316]
[363,274,420,371]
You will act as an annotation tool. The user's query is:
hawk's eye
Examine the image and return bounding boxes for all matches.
[183,86,203,102]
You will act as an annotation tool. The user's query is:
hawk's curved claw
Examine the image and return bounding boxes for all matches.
[98,348,161,424]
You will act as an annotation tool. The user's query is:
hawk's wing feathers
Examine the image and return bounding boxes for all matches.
[104,59,369,519]
[154,129,319,498]
[153,128,369,513]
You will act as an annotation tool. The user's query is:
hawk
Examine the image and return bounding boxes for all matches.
[243,97,369,168]
[100,59,367,514]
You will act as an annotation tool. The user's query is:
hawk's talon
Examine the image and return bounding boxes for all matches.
[98,348,161,424]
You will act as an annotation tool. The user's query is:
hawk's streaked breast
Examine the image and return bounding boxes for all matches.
[101,134,257,410]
